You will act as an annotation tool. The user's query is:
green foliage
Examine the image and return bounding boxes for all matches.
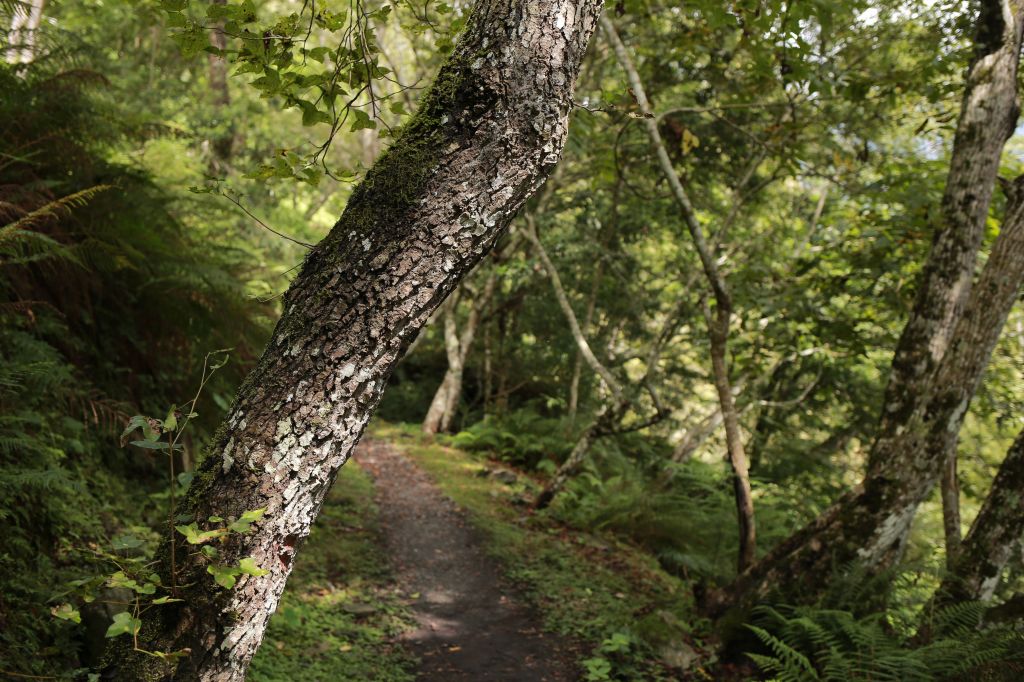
[746,603,1024,681]
[0,47,269,675]
[449,409,573,469]
[154,0,458,178]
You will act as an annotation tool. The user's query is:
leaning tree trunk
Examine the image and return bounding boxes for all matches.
[106,1,604,679]
[719,1,1024,613]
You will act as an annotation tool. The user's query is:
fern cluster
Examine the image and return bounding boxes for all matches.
[747,602,1024,681]
[0,53,271,675]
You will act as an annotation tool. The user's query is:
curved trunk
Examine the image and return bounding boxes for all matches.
[720,0,1024,613]
[106,1,604,678]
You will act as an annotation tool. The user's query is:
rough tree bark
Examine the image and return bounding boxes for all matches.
[602,15,756,571]
[721,0,1024,611]
[107,1,604,678]
[921,174,1024,559]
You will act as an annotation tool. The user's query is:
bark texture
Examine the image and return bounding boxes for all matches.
[107,1,604,678]
[721,0,1024,612]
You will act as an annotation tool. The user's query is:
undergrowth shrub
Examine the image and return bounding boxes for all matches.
[449,408,573,469]
[746,602,1024,681]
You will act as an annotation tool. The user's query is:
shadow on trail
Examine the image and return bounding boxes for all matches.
[357,438,575,681]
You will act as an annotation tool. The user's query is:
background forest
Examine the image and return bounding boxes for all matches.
[2,0,1024,679]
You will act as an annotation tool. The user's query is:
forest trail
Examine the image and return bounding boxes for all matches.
[356,438,576,681]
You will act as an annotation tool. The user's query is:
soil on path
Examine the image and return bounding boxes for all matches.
[356,438,577,681]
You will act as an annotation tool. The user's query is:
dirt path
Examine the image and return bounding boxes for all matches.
[356,438,576,681]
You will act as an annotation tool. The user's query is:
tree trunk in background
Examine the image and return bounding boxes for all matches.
[106,1,604,678]
[722,1,1024,612]
[708,304,756,572]
[920,429,1024,638]
[207,0,233,166]
[6,0,45,64]
[941,451,963,568]
[527,215,639,509]
[567,179,618,431]
[567,257,603,429]
[422,271,497,434]
[602,15,756,571]
[672,406,724,463]
[422,301,459,434]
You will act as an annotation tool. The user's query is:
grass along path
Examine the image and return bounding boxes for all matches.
[248,422,711,680]
[248,460,416,681]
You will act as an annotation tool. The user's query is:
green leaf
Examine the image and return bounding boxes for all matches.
[111,534,145,551]
[151,596,184,605]
[52,603,81,623]
[177,471,194,489]
[228,507,266,533]
[121,415,159,444]
[349,108,376,132]
[175,523,227,544]
[165,11,186,28]
[163,406,178,432]
[238,557,268,577]
[208,564,240,589]
[298,100,331,127]
[105,611,142,638]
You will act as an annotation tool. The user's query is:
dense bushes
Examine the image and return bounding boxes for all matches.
[0,60,270,675]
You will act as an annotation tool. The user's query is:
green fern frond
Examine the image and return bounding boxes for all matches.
[0,184,112,237]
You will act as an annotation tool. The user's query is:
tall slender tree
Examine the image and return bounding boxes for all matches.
[602,14,757,571]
